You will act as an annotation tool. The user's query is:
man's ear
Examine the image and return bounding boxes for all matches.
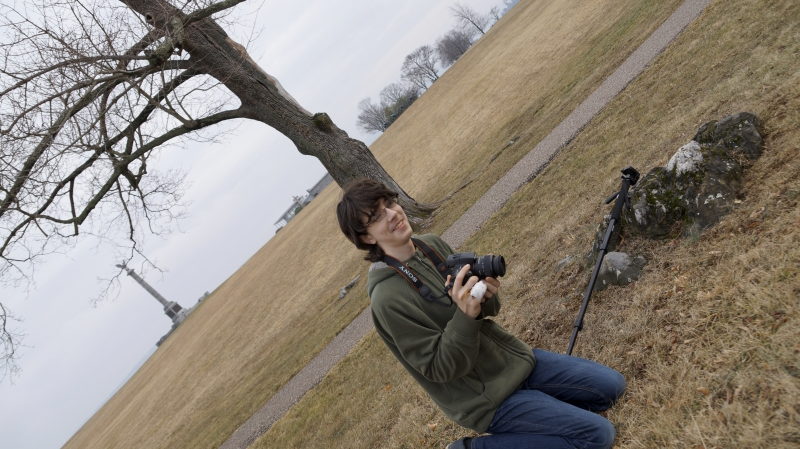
[359,233,376,245]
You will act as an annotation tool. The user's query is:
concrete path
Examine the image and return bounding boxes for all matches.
[219,1,711,447]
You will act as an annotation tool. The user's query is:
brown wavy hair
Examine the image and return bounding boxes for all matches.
[337,178,399,262]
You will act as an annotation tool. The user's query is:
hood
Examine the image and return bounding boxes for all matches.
[366,261,395,297]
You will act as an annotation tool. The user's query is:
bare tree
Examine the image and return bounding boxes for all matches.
[380,82,418,119]
[451,2,491,36]
[401,45,440,90]
[436,29,474,67]
[379,82,414,106]
[356,83,419,134]
[0,0,434,368]
[489,6,501,22]
[356,98,390,133]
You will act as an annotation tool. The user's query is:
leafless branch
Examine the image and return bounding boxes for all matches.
[182,0,250,27]
[0,302,21,381]
[0,0,244,289]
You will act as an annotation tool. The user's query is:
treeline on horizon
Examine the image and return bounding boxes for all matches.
[356,0,519,133]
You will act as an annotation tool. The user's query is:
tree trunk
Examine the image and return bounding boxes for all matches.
[123,0,434,220]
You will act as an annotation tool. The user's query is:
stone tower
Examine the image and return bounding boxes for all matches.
[116,263,188,325]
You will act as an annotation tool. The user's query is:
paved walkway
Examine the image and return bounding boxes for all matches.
[219,1,711,447]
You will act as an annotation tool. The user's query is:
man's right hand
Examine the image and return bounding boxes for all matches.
[446,265,483,319]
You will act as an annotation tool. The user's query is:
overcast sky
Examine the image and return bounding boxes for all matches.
[0,1,503,448]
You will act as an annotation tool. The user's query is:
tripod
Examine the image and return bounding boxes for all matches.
[567,167,640,355]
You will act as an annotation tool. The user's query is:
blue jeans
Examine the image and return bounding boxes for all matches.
[471,349,626,449]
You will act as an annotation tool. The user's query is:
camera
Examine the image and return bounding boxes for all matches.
[444,252,506,286]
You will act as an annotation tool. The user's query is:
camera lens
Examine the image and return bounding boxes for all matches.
[491,255,506,277]
[475,255,506,278]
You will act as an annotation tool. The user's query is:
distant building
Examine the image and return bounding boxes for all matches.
[306,173,334,200]
[274,174,334,229]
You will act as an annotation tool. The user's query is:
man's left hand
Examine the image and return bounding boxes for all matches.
[483,277,500,299]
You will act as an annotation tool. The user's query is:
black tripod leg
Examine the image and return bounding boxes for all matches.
[566,169,637,355]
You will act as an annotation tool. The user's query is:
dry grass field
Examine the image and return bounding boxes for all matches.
[65,0,799,448]
[256,0,800,448]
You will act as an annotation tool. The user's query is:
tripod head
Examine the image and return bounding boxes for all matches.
[621,166,640,185]
[605,166,641,204]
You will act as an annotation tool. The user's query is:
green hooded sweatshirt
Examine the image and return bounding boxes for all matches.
[367,234,535,432]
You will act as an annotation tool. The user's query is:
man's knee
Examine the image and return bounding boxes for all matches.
[595,368,626,409]
[587,418,617,449]
[608,370,626,403]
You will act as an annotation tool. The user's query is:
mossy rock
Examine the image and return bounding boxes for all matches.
[623,167,688,238]
[693,112,762,160]
[621,112,762,240]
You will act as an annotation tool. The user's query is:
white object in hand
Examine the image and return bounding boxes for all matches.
[470,281,487,300]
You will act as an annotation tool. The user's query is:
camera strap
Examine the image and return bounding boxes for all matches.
[381,238,450,306]
[413,238,448,274]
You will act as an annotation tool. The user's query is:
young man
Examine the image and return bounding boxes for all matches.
[337,179,626,449]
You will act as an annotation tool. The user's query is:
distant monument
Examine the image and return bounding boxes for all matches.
[116,263,208,345]
[116,263,188,325]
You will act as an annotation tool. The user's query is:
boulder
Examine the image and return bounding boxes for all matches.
[666,140,703,176]
[625,166,688,238]
[694,112,762,160]
[691,148,743,230]
[623,112,762,238]
[595,252,647,291]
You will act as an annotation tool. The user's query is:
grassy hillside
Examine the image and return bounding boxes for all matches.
[255,0,800,447]
[65,0,679,449]
[64,0,686,447]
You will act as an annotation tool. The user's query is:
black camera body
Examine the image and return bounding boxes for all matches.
[444,252,506,283]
